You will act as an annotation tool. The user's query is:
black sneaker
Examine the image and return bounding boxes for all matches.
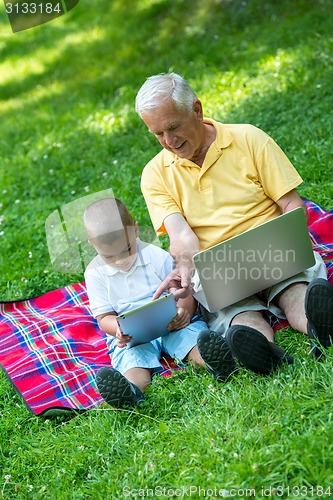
[225,325,294,375]
[305,278,333,360]
[197,330,238,381]
[96,367,145,408]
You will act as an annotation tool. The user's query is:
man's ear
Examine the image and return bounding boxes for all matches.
[192,99,203,121]
[134,221,139,236]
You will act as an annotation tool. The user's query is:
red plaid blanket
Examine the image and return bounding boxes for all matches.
[271,199,333,331]
[0,284,181,416]
[1,200,332,416]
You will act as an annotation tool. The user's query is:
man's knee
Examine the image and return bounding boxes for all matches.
[230,310,264,326]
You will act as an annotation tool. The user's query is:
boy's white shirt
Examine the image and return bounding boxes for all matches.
[84,238,174,318]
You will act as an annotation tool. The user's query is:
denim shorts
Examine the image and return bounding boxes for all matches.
[107,315,208,375]
[200,251,327,336]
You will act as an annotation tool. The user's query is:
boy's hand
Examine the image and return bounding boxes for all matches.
[168,307,190,331]
[115,325,132,348]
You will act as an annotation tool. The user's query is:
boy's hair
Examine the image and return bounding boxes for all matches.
[84,198,134,246]
[135,72,198,116]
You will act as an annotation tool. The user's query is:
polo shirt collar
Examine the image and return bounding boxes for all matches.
[97,238,151,276]
[206,118,233,150]
[162,118,232,167]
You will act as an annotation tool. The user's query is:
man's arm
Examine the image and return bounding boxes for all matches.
[153,213,200,299]
[166,213,200,273]
[276,189,308,221]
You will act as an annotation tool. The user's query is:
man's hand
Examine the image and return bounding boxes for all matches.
[168,307,191,331]
[115,324,132,348]
[152,213,199,300]
[152,267,194,300]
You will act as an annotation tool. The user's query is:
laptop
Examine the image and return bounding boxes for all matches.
[193,207,315,313]
[116,293,177,347]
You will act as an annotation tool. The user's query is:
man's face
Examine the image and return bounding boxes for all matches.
[141,98,204,161]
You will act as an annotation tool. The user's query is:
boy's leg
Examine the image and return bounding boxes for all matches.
[162,317,237,380]
[187,345,205,368]
[124,367,152,393]
[96,341,163,408]
[187,343,235,379]
[196,330,238,380]
[161,317,207,367]
[96,367,146,409]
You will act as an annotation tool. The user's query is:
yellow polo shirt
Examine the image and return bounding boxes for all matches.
[141,120,303,251]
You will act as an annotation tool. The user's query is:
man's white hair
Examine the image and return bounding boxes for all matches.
[135,72,198,116]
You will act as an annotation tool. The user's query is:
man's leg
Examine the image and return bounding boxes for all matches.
[230,310,275,341]
[199,297,290,376]
[274,282,307,333]
[225,310,293,374]
[275,279,333,359]
[268,252,333,358]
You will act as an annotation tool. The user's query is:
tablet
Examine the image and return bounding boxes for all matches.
[116,293,177,347]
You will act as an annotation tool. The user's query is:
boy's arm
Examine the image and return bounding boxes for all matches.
[168,293,198,331]
[85,271,131,347]
[97,312,132,348]
[177,294,198,319]
[97,312,118,335]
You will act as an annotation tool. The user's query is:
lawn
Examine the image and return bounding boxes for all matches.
[1,0,333,498]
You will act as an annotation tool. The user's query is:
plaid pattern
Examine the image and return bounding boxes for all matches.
[0,283,181,416]
[306,199,333,280]
[271,199,333,331]
[0,200,332,416]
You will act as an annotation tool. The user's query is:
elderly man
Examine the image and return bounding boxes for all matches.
[135,72,333,378]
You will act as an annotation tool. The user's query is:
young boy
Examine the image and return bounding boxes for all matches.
[84,198,237,409]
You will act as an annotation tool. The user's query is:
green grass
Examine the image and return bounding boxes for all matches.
[1,0,333,497]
